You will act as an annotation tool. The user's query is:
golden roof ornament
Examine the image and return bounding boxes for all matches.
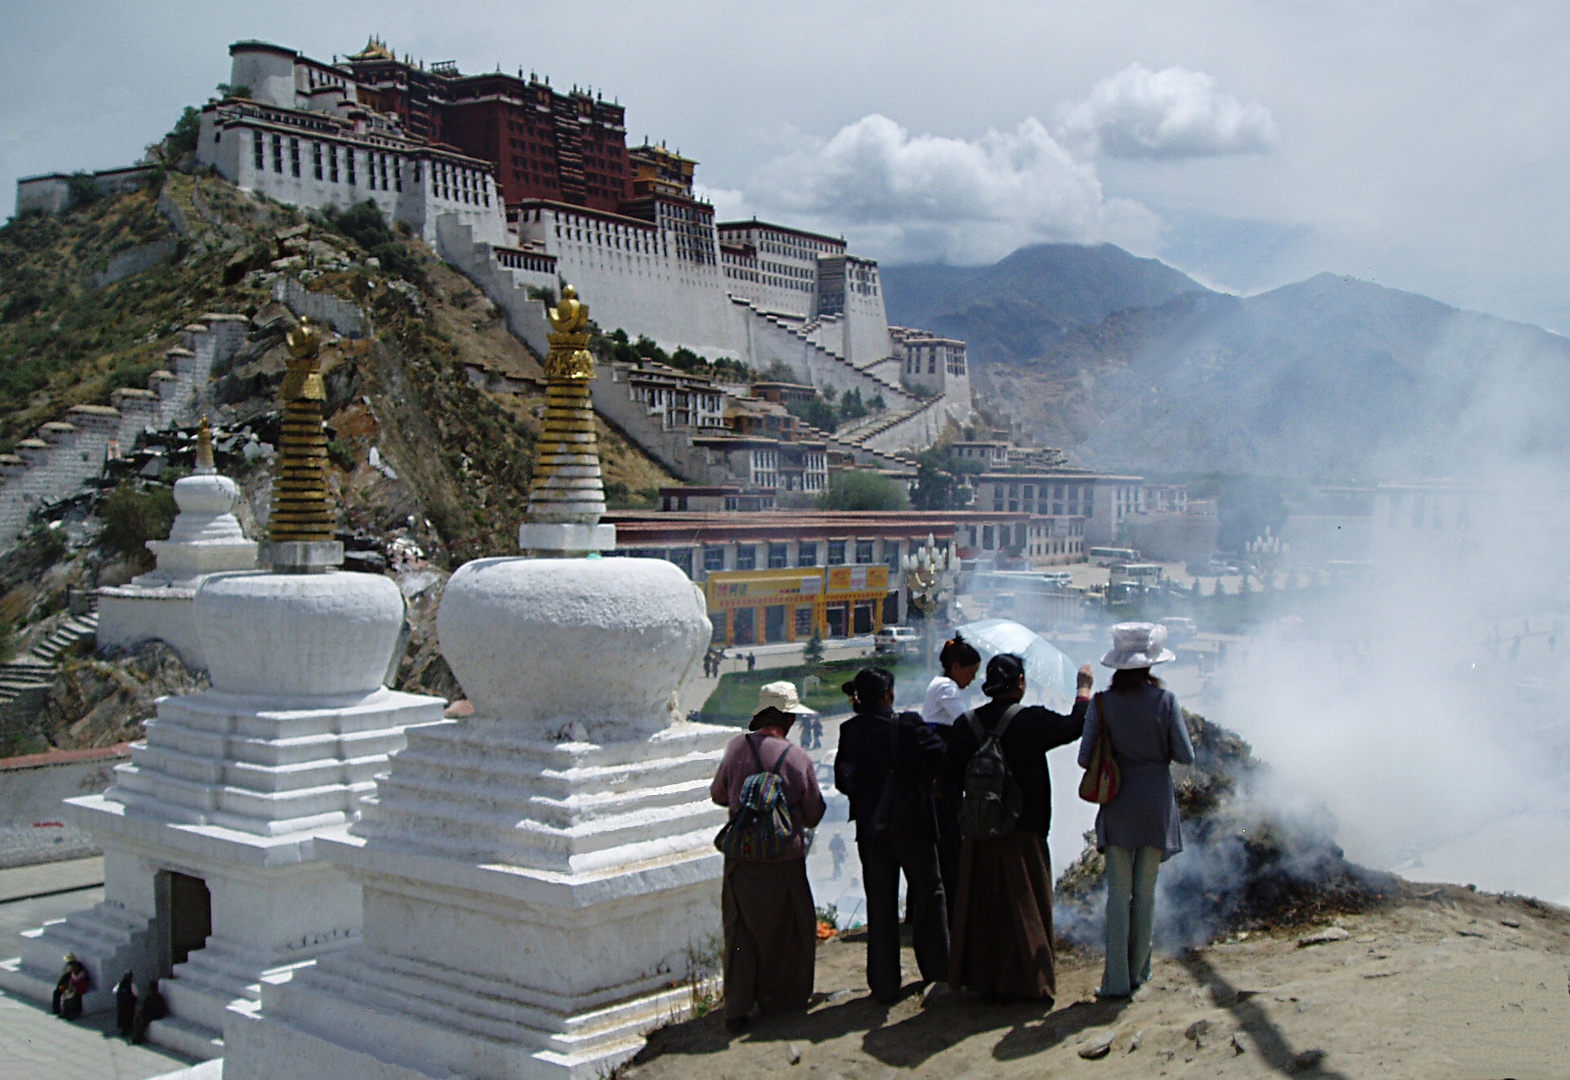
[525,284,607,532]
[268,317,337,549]
[195,416,215,475]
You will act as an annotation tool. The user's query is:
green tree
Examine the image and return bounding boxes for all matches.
[819,469,910,511]
[785,395,838,431]
[165,106,202,160]
[838,387,867,423]
[802,629,825,665]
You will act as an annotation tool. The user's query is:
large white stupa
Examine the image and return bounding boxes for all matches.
[0,319,446,1060]
[223,287,736,1079]
[96,417,258,669]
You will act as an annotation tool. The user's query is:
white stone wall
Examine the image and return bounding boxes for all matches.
[199,113,508,247]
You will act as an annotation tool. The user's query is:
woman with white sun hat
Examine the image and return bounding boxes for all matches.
[1078,622,1195,999]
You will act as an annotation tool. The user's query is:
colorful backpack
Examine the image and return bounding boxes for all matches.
[958,703,1025,839]
[714,735,797,860]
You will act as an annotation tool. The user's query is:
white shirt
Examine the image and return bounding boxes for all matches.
[923,674,973,727]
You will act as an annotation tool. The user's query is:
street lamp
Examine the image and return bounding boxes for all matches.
[902,533,958,675]
[1246,527,1288,590]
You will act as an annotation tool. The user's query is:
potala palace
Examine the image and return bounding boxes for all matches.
[192,38,974,453]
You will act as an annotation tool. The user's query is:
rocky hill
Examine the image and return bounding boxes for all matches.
[0,170,673,755]
[886,246,1570,479]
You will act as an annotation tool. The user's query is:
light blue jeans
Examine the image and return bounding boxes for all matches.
[1101,845,1162,996]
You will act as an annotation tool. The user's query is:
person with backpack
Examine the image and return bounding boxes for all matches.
[710,681,826,1031]
[943,653,1094,1003]
[1077,623,1194,999]
[834,667,949,1003]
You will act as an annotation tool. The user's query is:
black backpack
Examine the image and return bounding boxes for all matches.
[863,715,916,842]
[958,703,1025,839]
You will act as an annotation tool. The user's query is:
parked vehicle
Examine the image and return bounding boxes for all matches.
[873,625,921,655]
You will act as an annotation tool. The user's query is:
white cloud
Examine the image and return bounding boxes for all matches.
[743,113,1159,263]
[1059,63,1279,160]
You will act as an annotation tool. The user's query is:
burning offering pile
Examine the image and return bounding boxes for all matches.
[1057,710,1396,947]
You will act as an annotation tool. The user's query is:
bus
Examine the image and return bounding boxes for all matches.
[1089,546,1140,566]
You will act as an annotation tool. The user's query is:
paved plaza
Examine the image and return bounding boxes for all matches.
[0,865,195,1080]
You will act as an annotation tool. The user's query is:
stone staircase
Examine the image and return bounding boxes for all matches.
[0,610,99,725]
[729,296,915,406]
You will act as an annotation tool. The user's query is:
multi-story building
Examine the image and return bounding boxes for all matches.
[893,328,969,401]
[200,41,508,246]
[607,511,963,644]
[340,38,631,215]
[186,37,973,456]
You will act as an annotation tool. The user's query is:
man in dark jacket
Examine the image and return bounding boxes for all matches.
[834,667,949,1003]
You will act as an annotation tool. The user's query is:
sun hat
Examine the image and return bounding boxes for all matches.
[1100,622,1177,669]
[750,680,817,729]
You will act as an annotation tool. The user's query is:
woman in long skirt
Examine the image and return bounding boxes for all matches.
[944,654,1093,1003]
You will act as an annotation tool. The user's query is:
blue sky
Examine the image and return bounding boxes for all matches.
[5,1,1570,332]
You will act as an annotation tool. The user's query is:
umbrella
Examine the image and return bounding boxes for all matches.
[954,619,1079,712]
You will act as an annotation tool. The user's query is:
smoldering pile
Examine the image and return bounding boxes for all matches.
[1056,710,1396,949]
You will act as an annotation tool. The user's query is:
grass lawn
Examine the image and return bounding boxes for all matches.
[698,655,931,726]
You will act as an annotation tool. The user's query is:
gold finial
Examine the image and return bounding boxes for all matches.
[195,416,215,474]
[544,285,595,380]
[527,284,605,527]
[268,317,336,543]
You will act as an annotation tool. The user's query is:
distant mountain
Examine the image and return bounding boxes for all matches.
[881,243,1208,365]
[961,268,1570,479]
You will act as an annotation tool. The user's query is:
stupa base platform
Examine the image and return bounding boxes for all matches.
[225,840,723,1080]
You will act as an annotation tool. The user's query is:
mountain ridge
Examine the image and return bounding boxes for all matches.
[882,246,1570,479]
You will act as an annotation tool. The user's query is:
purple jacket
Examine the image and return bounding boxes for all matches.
[711,731,826,861]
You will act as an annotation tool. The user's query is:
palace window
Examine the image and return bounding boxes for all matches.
[768,543,789,569]
[252,131,264,171]
[827,540,846,566]
[289,138,300,177]
[797,542,818,568]
[313,143,323,180]
[329,146,339,183]
[668,548,694,578]
[272,133,283,173]
[884,541,901,570]
[855,540,874,564]
[736,545,757,571]
[704,546,726,572]
[346,148,356,186]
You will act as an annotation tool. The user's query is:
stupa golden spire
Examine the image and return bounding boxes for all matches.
[527,285,606,525]
[195,415,216,475]
[268,318,336,543]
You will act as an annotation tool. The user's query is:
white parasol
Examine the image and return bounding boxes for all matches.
[954,619,1079,712]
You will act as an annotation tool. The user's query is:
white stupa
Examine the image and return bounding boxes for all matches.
[223,287,736,1080]
[97,417,258,669]
[0,320,446,1060]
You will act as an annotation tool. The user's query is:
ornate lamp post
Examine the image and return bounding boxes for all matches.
[902,532,958,673]
[1246,527,1288,591]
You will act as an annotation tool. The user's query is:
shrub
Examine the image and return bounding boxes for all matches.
[818,469,909,511]
[100,481,177,566]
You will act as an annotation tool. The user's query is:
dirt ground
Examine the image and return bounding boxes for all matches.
[622,883,1570,1080]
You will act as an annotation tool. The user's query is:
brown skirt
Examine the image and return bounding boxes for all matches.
[721,857,817,1020]
[948,829,1057,1000]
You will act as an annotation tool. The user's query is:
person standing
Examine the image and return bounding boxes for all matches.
[130,978,167,1044]
[115,971,138,1037]
[1078,623,1194,999]
[922,634,982,916]
[835,668,949,1003]
[747,651,757,672]
[944,653,1093,1003]
[711,682,826,1031]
